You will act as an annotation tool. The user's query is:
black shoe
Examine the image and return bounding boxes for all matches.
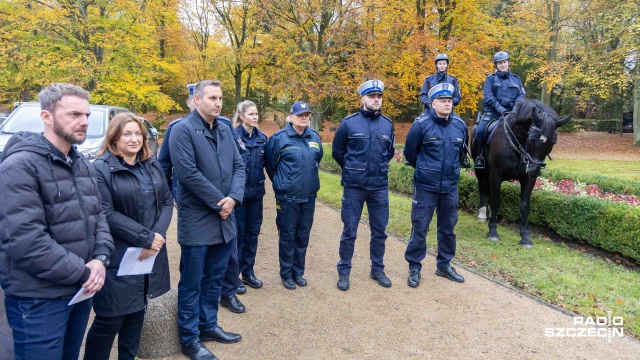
[282,278,296,290]
[181,341,218,360]
[369,271,392,288]
[408,269,421,288]
[435,266,465,283]
[474,156,485,170]
[293,275,307,287]
[199,325,242,344]
[237,284,247,294]
[241,274,263,289]
[219,294,245,314]
[337,274,350,291]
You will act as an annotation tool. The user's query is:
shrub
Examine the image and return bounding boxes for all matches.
[457,172,640,262]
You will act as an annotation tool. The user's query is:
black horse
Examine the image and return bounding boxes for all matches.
[471,99,571,248]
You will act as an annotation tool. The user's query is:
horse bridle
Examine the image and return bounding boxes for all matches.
[502,107,549,176]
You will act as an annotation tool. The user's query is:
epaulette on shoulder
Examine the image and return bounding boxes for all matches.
[217,116,232,126]
[342,113,359,122]
[380,114,392,123]
[511,73,522,79]
[309,127,320,135]
[414,113,430,124]
[168,117,184,128]
[448,74,458,80]
[451,114,466,126]
[272,128,287,137]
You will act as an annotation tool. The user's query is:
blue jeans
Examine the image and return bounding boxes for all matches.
[177,241,233,345]
[275,196,316,279]
[405,187,459,270]
[337,187,389,274]
[235,198,264,277]
[4,295,93,360]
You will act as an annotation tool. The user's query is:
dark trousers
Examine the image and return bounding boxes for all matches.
[275,196,316,279]
[475,112,497,141]
[337,187,389,274]
[221,237,240,297]
[177,240,233,345]
[4,295,92,360]
[83,309,146,360]
[405,187,459,270]
[235,198,264,277]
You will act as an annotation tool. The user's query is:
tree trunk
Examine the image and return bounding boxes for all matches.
[541,1,560,105]
[634,66,640,146]
[234,63,243,105]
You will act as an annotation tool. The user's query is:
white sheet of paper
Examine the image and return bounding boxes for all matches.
[68,287,95,306]
[117,247,157,276]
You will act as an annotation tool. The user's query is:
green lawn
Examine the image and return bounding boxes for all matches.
[317,171,640,337]
[546,158,640,182]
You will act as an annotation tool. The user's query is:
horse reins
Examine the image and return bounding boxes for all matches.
[502,110,547,175]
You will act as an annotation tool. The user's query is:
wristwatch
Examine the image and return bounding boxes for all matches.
[93,254,110,267]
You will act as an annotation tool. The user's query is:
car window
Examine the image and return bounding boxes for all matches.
[1,106,106,138]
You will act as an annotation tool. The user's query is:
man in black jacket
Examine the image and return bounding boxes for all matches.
[0,83,113,360]
[170,80,245,360]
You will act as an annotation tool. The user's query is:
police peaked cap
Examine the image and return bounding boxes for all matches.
[358,80,384,96]
[428,83,454,101]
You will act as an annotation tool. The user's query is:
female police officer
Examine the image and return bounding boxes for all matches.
[265,101,323,290]
[474,51,525,169]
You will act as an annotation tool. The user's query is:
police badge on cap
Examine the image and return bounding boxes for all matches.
[358,80,385,96]
[428,83,454,102]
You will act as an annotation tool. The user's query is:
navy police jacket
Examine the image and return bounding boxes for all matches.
[332,108,395,190]
[266,123,323,202]
[419,73,461,107]
[237,126,267,201]
[159,113,245,200]
[169,111,245,246]
[482,71,525,115]
[404,108,468,193]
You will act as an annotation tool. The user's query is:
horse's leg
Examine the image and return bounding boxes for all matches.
[487,172,501,241]
[518,177,536,249]
[477,174,488,221]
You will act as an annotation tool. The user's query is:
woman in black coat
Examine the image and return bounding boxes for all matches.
[85,112,173,360]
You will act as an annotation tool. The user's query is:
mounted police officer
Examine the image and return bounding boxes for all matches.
[419,53,462,110]
[404,83,469,288]
[265,101,323,290]
[474,51,526,169]
[332,80,395,291]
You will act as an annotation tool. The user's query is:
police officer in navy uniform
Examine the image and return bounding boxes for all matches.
[332,80,395,291]
[232,100,268,291]
[474,51,525,169]
[265,101,323,290]
[419,53,462,110]
[404,83,469,288]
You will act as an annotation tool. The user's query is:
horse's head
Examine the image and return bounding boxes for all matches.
[510,100,571,176]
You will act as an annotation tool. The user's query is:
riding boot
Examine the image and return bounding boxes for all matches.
[474,144,485,170]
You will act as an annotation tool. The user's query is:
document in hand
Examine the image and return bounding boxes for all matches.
[68,287,95,306]
[117,247,158,276]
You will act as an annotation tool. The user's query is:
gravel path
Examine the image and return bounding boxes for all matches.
[156,182,639,359]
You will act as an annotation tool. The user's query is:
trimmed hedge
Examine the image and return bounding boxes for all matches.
[321,144,640,263]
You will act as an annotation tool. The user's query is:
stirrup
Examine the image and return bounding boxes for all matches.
[474,156,485,170]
